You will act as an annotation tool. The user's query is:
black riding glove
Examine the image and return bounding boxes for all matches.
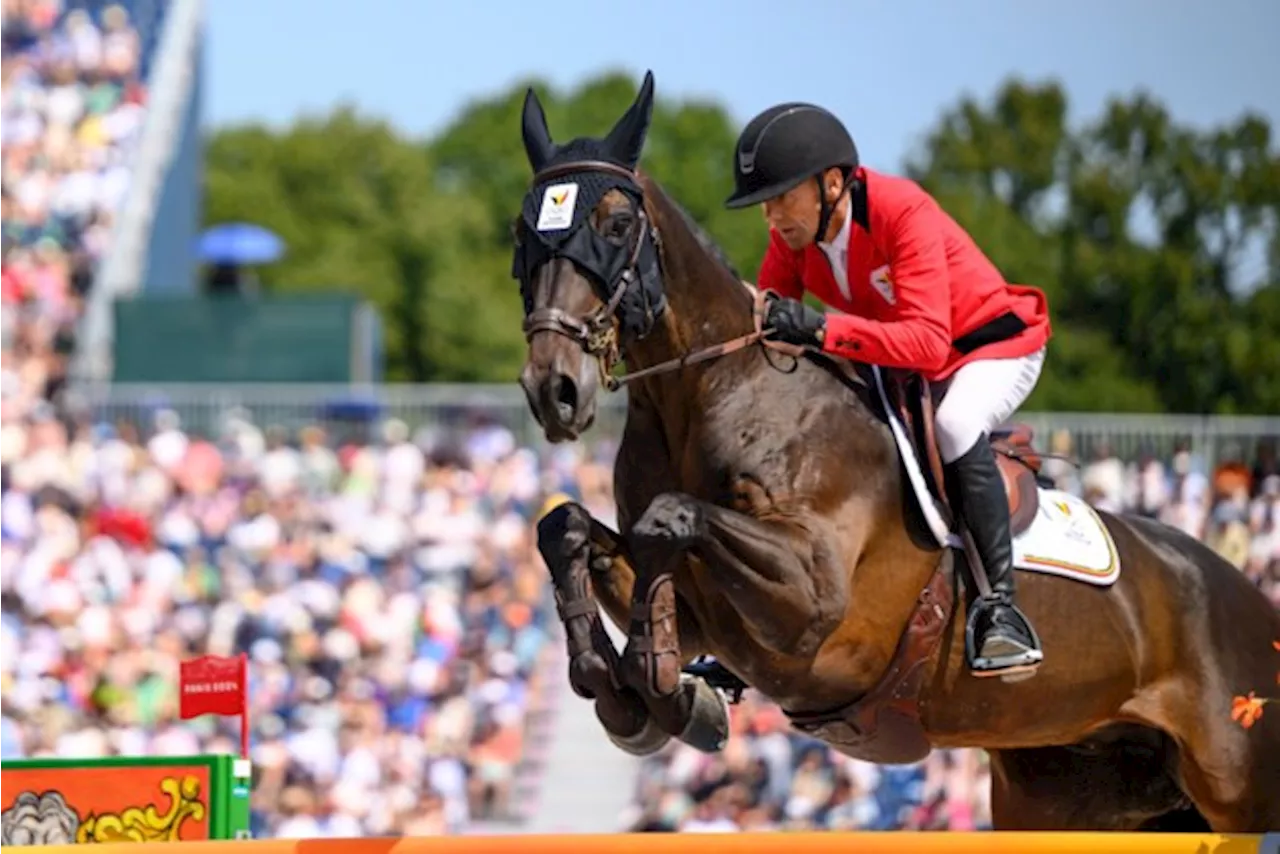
[763,294,826,347]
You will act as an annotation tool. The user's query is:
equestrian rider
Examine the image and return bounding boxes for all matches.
[724,102,1052,678]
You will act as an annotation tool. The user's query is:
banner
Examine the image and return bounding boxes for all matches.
[0,755,250,845]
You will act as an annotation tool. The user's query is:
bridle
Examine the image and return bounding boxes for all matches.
[520,159,649,391]
[518,158,805,391]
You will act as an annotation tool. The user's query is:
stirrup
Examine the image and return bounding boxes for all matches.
[964,596,1043,681]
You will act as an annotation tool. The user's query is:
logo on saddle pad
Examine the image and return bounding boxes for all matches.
[536,182,579,232]
[1001,490,1119,585]
[869,264,897,305]
[1037,497,1099,550]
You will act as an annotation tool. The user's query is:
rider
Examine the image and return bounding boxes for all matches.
[724,102,1052,678]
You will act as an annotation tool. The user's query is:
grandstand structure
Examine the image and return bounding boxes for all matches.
[66,0,204,386]
[2,0,1277,840]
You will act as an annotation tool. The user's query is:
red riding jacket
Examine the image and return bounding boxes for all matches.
[757,166,1051,381]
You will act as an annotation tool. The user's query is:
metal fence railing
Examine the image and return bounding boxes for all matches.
[71,383,616,449]
[71,382,1279,469]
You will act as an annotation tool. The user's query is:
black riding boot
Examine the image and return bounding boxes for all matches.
[945,439,1044,677]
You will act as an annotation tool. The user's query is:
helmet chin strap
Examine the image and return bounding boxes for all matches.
[813,170,856,246]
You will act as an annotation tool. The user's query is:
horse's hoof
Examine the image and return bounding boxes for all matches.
[567,651,613,700]
[676,674,730,753]
[603,715,671,756]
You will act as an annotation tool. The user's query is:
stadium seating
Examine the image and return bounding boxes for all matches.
[2,0,154,419]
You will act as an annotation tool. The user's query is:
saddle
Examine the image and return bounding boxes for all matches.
[881,368,1049,538]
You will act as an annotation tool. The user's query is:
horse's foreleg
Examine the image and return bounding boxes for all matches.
[619,492,736,753]
[621,491,845,750]
[585,512,707,658]
[690,499,848,659]
[535,502,668,756]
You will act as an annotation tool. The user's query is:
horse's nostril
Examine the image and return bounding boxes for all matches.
[556,375,579,412]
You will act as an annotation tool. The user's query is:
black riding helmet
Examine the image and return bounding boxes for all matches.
[724,103,859,243]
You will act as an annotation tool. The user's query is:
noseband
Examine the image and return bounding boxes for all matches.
[517,159,805,390]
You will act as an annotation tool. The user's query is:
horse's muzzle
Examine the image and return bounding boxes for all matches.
[519,361,597,442]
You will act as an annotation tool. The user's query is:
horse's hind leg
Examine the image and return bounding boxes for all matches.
[535,501,666,755]
[988,737,1191,830]
[1167,705,1280,831]
[1126,643,1280,830]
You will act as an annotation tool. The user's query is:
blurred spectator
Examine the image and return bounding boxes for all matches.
[2,0,147,419]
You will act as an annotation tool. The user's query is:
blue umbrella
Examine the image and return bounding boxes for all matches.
[197,222,285,265]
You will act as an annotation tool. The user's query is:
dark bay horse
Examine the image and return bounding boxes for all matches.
[510,71,1280,832]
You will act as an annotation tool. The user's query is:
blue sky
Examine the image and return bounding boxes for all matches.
[202,0,1279,173]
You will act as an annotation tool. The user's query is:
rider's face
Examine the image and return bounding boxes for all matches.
[761,168,844,250]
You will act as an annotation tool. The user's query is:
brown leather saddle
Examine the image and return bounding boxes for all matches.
[883,368,1046,537]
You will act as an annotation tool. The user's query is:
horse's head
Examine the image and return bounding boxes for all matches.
[512,71,666,442]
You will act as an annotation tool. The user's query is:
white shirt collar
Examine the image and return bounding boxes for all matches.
[817,196,853,254]
[815,196,854,301]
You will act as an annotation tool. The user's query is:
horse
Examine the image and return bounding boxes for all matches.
[509,70,1280,832]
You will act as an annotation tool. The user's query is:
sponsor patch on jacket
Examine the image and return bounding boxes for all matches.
[869,264,896,305]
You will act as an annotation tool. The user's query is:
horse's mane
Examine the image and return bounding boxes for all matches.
[638,172,742,284]
[670,199,742,283]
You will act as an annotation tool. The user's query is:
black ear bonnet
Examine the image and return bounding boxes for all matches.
[511,72,666,339]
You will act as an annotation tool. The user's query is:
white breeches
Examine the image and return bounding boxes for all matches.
[935,347,1046,464]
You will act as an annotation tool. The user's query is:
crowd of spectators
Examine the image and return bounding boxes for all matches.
[1056,434,1280,604]
[0,406,591,836]
[623,433,1279,832]
[2,0,147,416]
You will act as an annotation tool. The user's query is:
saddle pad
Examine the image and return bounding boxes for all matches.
[1010,489,1120,586]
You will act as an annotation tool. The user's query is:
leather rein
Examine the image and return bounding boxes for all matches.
[519,159,805,391]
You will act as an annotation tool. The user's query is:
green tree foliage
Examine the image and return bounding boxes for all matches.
[203,108,521,382]
[204,74,1278,412]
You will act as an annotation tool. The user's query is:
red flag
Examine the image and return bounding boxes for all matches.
[179,654,246,720]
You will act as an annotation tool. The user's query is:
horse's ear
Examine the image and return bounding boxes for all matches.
[521,86,555,171]
[604,70,654,170]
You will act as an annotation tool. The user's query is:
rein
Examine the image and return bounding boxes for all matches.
[601,286,805,389]
[520,158,806,391]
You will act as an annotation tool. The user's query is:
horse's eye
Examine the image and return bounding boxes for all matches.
[607,214,634,240]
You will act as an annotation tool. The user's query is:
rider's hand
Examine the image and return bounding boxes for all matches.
[763,293,826,347]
